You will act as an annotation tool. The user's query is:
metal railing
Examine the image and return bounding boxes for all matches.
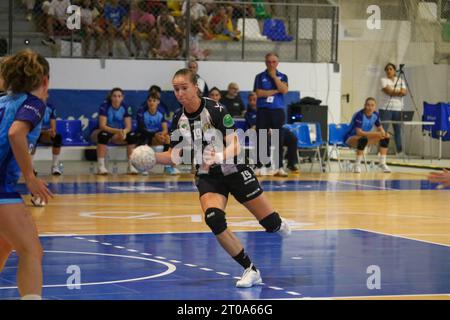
[0,0,339,62]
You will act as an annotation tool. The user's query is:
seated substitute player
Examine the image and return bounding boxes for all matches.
[344,97,391,173]
[90,87,138,175]
[136,91,180,175]
[31,101,63,176]
[153,68,291,288]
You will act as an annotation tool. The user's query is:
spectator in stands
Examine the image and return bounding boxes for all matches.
[22,0,36,21]
[209,5,241,41]
[182,0,207,21]
[90,87,138,175]
[253,52,288,177]
[79,0,104,57]
[379,62,407,157]
[136,91,180,175]
[154,7,185,55]
[189,20,211,60]
[151,21,180,59]
[428,169,450,188]
[188,59,209,97]
[344,97,391,173]
[31,102,63,176]
[103,0,135,57]
[41,0,71,46]
[220,82,245,117]
[245,92,298,174]
[208,87,221,103]
[146,0,165,17]
[229,1,255,22]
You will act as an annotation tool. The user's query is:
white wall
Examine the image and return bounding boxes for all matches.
[48,58,342,123]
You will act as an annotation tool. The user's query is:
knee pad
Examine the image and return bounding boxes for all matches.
[379,137,390,148]
[259,212,282,233]
[357,136,368,151]
[97,131,111,145]
[204,207,227,235]
[126,132,138,145]
[52,134,62,148]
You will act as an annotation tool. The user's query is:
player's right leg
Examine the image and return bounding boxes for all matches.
[95,130,114,175]
[199,192,262,288]
[0,202,43,299]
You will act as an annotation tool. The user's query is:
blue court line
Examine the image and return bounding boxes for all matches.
[0,229,449,300]
[13,179,448,195]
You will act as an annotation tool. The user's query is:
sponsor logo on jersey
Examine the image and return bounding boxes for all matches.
[23,104,42,119]
[223,114,234,128]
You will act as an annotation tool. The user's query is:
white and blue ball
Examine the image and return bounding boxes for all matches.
[130,145,156,172]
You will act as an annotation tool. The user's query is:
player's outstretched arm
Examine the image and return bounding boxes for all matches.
[155,149,176,166]
[428,169,450,188]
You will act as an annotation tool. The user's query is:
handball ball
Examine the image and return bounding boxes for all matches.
[130,145,156,172]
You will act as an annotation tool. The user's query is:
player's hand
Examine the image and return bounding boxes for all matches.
[268,68,277,79]
[121,129,128,140]
[428,169,450,188]
[26,176,54,204]
[203,145,224,166]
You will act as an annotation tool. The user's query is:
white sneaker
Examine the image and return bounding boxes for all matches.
[353,164,361,173]
[277,218,291,237]
[164,166,181,175]
[236,265,262,288]
[51,165,62,176]
[31,195,46,207]
[378,163,391,173]
[127,164,139,175]
[141,171,149,176]
[261,167,273,176]
[274,168,288,177]
[97,166,108,175]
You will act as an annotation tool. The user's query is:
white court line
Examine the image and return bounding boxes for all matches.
[357,228,450,248]
[333,180,398,191]
[39,228,356,237]
[269,293,450,300]
[0,251,176,290]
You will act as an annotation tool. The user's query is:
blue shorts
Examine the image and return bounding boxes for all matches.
[0,192,23,205]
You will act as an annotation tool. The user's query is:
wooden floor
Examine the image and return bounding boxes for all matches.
[21,171,450,299]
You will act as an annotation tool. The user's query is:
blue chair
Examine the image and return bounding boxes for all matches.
[262,19,293,42]
[56,120,90,146]
[284,122,326,172]
[327,123,350,171]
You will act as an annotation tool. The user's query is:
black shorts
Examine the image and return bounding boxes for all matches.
[195,165,263,204]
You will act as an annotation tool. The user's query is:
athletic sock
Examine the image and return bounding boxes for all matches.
[379,155,387,165]
[52,154,59,167]
[98,157,105,168]
[356,155,363,165]
[233,249,257,271]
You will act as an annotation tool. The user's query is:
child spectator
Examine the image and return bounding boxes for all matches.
[136,92,180,175]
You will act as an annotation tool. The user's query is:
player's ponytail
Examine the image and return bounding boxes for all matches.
[0,49,49,94]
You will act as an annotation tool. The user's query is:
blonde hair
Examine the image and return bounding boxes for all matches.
[0,49,49,94]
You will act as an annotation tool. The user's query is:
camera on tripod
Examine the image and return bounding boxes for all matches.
[398,64,405,72]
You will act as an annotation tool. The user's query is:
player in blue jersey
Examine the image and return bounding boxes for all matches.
[90,87,138,175]
[344,97,391,173]
[0,50,54,300]
[31,102,63,176]
[136,91,180,175]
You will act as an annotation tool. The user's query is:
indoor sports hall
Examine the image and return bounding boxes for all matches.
[0,0,449,300]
